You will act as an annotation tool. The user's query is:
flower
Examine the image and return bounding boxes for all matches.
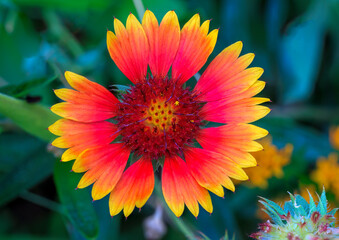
[244,136,293,188]
[330,126,339,150]
[257,185,339,224]
[311,153,339,201]
[251,190,339,240]
[49,10,270,217]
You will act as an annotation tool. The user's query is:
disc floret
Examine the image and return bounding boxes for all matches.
[115,77,203,159]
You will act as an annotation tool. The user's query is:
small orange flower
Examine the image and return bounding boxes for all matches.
[311,153,339,201]
[244,136,293,188]
[49,10,269,217]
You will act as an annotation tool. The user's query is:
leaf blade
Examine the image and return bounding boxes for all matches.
[0,93,59,142]
[0,146,54,206]
[54,161,99,239]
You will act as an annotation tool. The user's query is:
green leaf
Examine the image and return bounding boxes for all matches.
[316,189,328,216]
[0,75,57,98]
[0,93,59,142]
[320,187,328,213]
[259,197,286,216]
[287,192,306,217]
[0,147,54,206]
[0,13,40,87]
[0,132,44,173]
[283,201,296,218]
[109,84,130,96]
[295,195,309,216]
[259,200,284,226]
[307,189,317,215]
[279,0,328,103]
[54,161,99,239]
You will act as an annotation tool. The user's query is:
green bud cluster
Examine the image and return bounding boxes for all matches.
[251,189,339,240]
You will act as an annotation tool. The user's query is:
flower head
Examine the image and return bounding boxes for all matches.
[49,10,270,217]
[244,136,293,188]
[251,189,339,240]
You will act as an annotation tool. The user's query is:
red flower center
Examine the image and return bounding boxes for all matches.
[115,77,203,159]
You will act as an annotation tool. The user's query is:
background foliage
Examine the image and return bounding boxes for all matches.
[0,0,339,239]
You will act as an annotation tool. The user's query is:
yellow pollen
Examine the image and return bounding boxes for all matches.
[174,101,179,106]
[145,99,176,131]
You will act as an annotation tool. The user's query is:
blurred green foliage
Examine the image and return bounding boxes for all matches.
[0,0,339,239]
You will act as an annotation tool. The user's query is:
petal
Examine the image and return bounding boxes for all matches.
[50,122,117,149]
[73,143,126,173]
[196,66,264,102]
[194,42,261,101]
[49,119,118,162]
[53,89,114,108]
[198,124,267,152]
[171,14,218,85]
[201,96,270,124]
[209,80,267,106]
[51,103,116,123]
[185,147,248,189]
[60,147,78,162]
[63,71,118,103]
[196,124,268,167]
[162,155,213,217]
[109,158,154,217]
[201,123,268,140]
[107,14,149,83]
[75,144,130,200]
[185,148,245,197]
[51,72,118,122]
[142,10,180,78]
[49,119,116,136]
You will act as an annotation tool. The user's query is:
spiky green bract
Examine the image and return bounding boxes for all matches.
[251,188,339,240]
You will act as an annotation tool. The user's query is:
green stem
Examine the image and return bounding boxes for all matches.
[153,178,197,239]
[132,0,146,20]
[0,93,59,142]
[20,191,65,215]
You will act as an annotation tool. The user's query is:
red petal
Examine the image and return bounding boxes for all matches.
[142,10,180,78]
[51,72,118,122]
[194,42,260,101]
[107,14,149,83]
[109,158,154,217]
[185,147,248,197]
[196,124,268,167]
[75,144,130,200]
[201,96,270,124]
[49,119,118,162]
[162,155,212,217]
[171,14,218,85]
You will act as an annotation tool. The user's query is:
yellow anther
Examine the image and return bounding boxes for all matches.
[174,101,179,106]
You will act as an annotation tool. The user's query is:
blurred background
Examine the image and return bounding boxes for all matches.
[0,0,339,239]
